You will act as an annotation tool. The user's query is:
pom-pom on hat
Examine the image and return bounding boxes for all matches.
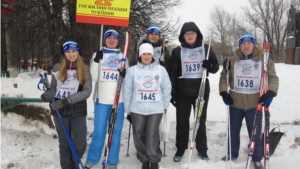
[139,43,154,57]
[238,33,256,47]
[146,24,161,36]
[62,40,80,54]
[104,29,120,42]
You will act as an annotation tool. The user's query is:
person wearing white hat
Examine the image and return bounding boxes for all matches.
[123,41,172,169]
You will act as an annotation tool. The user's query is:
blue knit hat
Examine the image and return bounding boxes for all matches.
[62,40,80,54]
[238,33,256,47]
[146,24,161,36]
[104,29,120,42]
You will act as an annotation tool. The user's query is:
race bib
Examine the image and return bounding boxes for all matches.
[181,46,205,78]
[54,70,79,98]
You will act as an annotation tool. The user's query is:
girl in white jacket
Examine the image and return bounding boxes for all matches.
[85,29,125,169]
[123,42,171,169]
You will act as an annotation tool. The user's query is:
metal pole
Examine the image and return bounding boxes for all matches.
[100,24,104,50]
[125,123,132,157]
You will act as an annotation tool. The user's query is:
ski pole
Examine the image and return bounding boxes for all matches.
[38,73,84,169]
[125,123,132,157]
[163,142,167,157]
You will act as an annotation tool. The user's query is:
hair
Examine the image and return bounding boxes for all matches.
[58,54,88,85]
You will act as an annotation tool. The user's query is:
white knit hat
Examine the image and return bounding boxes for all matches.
[139,43,154,57]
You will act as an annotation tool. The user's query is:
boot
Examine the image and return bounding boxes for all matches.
[173,149,185,162]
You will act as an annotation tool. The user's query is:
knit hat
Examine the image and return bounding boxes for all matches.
[104,29,120,42]
[62,40,80,54]
[146,24,161,36]
[139,43,154,57]
[184,30,197,35]
[238,33,256,47]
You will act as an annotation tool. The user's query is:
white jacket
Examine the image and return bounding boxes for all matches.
[90,48,127,104]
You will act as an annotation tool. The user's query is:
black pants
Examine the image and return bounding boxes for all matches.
[131,113,163,163]
[175,93,209,154]
[53,116,87,169]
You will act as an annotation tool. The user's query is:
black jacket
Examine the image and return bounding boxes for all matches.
[168,22,219,97]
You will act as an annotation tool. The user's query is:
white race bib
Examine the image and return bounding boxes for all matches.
[54,70,79,98]
[100,52,120,82]
[181,46,205,78]
[233,60,261,94]
[134,66,162,103]
[153,46,163,63]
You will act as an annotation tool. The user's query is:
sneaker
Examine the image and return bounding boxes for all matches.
[253,161,263,169]
[197,152,210,161]
[173,149,185,162]
[108,164,117,169]
[84,162,94,169]
[221,155,238,161]
[150,163,159,169]
[142,161,150,169]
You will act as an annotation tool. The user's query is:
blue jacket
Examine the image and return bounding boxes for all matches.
[123,62,171,115]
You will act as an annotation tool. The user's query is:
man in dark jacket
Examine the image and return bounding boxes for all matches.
[169,22,219,162]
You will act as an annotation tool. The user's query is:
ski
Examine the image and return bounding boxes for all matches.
[102,32,130,169]
[245,41,270,169]
[187,38,211,169]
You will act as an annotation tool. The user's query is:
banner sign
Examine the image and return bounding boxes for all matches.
[76,0,131,27]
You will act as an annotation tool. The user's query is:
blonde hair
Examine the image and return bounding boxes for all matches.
[58,54,88,85]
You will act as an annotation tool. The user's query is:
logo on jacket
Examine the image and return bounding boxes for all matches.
[143,76,154,88]
[242,64,253,74]
[254,63,259,70]
[199,49,203,53]
[155,75,159,81]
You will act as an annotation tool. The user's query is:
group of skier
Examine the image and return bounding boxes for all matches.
[40,21,279,169]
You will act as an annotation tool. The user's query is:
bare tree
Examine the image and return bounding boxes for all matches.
[243,0,290,62]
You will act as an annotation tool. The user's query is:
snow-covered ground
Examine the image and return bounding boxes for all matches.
[1,63,300,169]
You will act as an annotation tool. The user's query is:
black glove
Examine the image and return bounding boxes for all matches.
[94,51,103,63]
[118,69,126,78]
[202,60,212,71]
[41,89,55,102]
[259,90,276,107]
[127,114,132,123]
[170,95,177,107]
[50,98,69,111]
[223,58,231,72]
[220,91,234,105]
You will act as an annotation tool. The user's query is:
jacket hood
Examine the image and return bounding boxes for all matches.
[178,22,203,44]
[234,46,264,61]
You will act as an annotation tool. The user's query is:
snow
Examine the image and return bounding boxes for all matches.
[1,64,300,169]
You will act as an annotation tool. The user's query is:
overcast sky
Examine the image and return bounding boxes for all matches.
[174,0,249,42]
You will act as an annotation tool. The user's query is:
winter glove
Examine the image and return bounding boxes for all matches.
[50,98,70,111]
[127,114,132,123]
[118,69,126,78]
[220,91,233,106]
[170,95,177,107]
[202,60,213,71]
[223,58,231,72]
[259,90,276,107]
[41,89,55,102]
[94,51,103,63]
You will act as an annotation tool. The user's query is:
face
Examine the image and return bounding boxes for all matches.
[105,36,118,49]
[183,31,197,45]
[148,32,159,43]
[65,50,78,62]
[140,53,153,65]
[240,42,254,54]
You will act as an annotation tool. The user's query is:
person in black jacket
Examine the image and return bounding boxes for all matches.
[169,22,219,162]
[41,40,92,169]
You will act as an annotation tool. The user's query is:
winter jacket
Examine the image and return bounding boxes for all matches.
[168,22,219,97]
[219,46,279,110]
[50,62,92,117]
[90,48,127,104]
[123,62,172,115]
[129,35,171,70]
